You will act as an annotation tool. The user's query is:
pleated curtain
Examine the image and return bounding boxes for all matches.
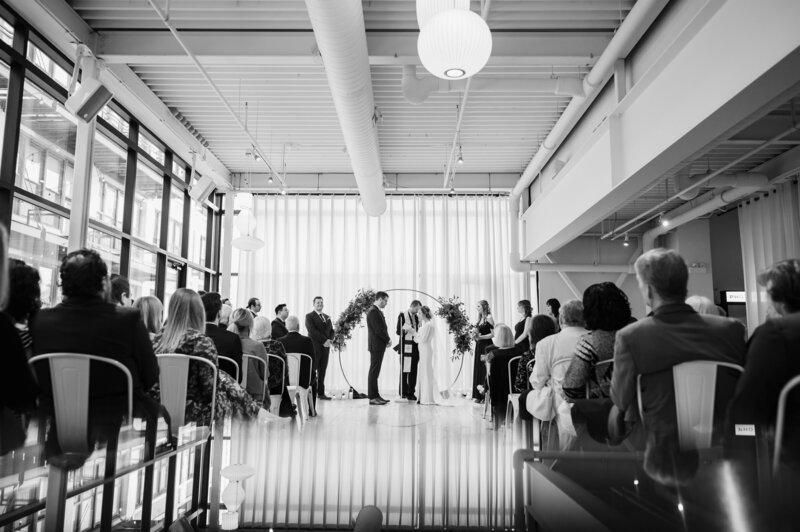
[738,180,800,332]
[236,194,525,394]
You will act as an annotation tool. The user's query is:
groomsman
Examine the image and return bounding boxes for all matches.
[305,297,334,401]
[272,303,289,340]
[366,291,391,405]
[247,297,262,318]
[396,300,421,401]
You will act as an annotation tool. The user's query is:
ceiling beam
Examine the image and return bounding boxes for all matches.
[96,30,611,66]
[234,172,519,192]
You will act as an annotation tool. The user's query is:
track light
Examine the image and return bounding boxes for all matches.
[457,145,464,164]
[268,174,273,184]
[623,234,630,247]
[660,215,670,228]
[449,186,455,195]
[280,187,287,196]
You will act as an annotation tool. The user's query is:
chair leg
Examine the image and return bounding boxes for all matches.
[44,464,68,532]
[139,416,158,531]
[100,434,120,532]
[163,454,177,527]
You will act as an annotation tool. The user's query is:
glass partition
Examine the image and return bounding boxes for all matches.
[90,132,127,229]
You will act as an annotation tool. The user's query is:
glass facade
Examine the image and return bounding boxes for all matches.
[129,245,157,300]
[90,133,127,229]
[186,267,205,293]
[87,226,122,274]
[189,200,208,265]
[168,186,184,256]
[132,159,163,246]
[164,265,179,313]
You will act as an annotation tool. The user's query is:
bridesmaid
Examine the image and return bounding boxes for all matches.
[514,300,533,354]
[471,300,495,402]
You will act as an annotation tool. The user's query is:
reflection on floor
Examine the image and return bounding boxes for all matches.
[227,395,518,529]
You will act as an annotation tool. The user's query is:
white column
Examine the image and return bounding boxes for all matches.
[67,119,96,251]
[219,192,234,297]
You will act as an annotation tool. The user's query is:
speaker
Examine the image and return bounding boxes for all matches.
[189,174,216,203]
[65,77,113,122]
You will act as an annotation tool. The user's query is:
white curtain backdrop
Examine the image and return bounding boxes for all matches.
[738,180,800,331]
[235,194,525,394]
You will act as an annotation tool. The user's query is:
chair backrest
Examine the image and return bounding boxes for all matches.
[286,352,313,388]
[353,505,383,532]
[508,355,521,392]
[637,360,743,451]
[156,354,218,428]
[241,354,268,401]
[217,355,240,382]
[28,353,133,454]
[587,359,614,397]
[266,353,286,394]
[774,374,800,472]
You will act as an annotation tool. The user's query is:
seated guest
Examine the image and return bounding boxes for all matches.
[513,314,558,393]
[563,283,631,400]
[7,259,41,357]
[152,288,267,424]
[133,295,164,340]
[221,297,232,306]
[228,308,269,405]
[686,294,723,316]
[253,317,295,417]
[31,249,159,445]
[277,316,316,415]
[527,300,586,449]
[0,227,38,455]
[201,292,242,380]
[610,249,745,483]
[247,297,262,318]
[727,258,800,467]
[109,274,132,307]
[219,303,233,327]
[272,303,289,340]
[486,324,520,425]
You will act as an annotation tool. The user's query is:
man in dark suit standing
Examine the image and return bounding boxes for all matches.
[305,296,334,401]
[367,291,391,405]
[272,303,289,340]
[201,292,243,379]
[278,316,318,415]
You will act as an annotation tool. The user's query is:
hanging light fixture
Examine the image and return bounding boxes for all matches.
[418,9,492,80]
[416,0,469,29]
[220,464,255,530]
[267,174,274,184]
[623,234,630,247]
[457,145,464,164]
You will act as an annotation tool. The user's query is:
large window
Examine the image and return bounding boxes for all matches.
[87,227,121,274]
[0,61,10,163]
[129,245,157,300]
[164,264,179,313]
[186,267,204,293]
[168,187,184,256]
[90,133,127,229]
[132,159,163,246]
[188,200,208,265]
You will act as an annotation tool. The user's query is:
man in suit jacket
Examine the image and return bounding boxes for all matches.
[272,303,289,340]
[277,316,318,415]
[305,296,335,400]
[367,291,391,405]
[610,249,745,461]
[30,249,161,447]
[201,292,243,379]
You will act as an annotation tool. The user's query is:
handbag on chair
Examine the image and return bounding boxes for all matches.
[526,385,556,421]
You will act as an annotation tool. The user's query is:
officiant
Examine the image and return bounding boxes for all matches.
[395,300,422,401]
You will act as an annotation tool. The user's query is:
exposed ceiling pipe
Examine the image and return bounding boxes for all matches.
[144,0,285,187]
[304,0,387,216]
[509,0,668,201]
[642,176,768,250]
[441,0,493,188]
[401,65,583,105]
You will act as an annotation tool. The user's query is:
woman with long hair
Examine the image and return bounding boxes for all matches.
[513,300,534,353]
[471,300,494,402]
[134,295,164,340]
[228,308,270,404]
[151,288,267,424]
[513,314,558,393]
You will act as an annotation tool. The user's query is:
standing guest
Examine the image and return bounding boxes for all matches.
[305,296,335,401]
[513,300,534,353]
[253,316,296,418]
[219,303,233,327]
[545,298,561,330]
[527,300,586,449]
[133,296,164,340]
[152,289,269,424]
[0,226,38,454]
[228,308,269,405]
[366,292,391,405]
[563,283,632,400]
[7,259,41,357]
[396,300,422,401]
[277,316,316,415]
[109,274,132,306]
[31,249,158,444]
[272,303,289,340]
[247,297,262,318]
[727,259,800,466]
[514,315,558,393]
[485,324,519,425]
[685,295,723,316]
[472,300,495,402]
[201,292,243,380]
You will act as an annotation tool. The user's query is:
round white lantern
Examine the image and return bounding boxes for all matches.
[417,9,492,80]
[234,209,257,236]
[416,0,469,30]
[233,192,254,211]
[232,235,265,251]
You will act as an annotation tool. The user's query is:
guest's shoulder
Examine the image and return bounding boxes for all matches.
[699,314,746,335]
[753,313,800,343]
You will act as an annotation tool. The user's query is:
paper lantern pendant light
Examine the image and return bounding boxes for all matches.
[417,9,492,80]
[416,0,469,29]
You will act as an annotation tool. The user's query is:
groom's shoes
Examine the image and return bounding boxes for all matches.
[369,398,388,406]
[406,394,418,402]
[318,394,332,401]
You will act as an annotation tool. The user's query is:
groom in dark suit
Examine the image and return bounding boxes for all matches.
[305,296,334,401]
[367,291,391,405]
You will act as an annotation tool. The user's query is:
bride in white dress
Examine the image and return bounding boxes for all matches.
[415,305,448,405]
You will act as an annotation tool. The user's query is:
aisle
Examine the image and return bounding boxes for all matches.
[227,395,519,529]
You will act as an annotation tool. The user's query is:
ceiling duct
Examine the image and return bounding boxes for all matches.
[304,0,387,216]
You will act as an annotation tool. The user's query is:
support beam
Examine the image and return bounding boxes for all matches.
[523,0,800,260]
[95,31,611,67]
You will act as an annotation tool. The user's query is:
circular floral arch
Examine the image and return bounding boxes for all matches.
[333,288,475,392]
